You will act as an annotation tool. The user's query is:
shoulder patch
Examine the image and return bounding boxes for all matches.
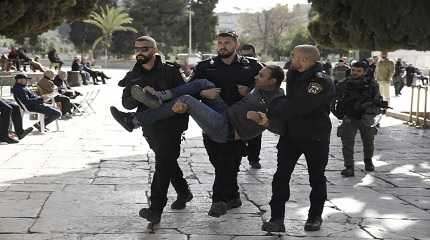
[165,61,181,68]
[307,82,323,95]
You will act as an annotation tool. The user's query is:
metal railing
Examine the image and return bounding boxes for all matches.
[406,85,428,128]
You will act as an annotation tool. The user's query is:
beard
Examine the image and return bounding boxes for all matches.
[136,54,151,65]
[217,49,235,59]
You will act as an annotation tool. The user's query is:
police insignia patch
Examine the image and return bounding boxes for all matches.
[307,82,323,94]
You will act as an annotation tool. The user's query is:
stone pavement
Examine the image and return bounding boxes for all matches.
[0,69,429,240]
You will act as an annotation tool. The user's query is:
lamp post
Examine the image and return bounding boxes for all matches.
[188,2,193,56]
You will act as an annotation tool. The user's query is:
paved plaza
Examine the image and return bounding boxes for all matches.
[0,69,429,240]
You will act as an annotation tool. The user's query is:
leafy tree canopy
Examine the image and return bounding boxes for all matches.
[308,0,430,51]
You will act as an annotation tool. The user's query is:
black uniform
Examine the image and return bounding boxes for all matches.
[335,76,381,168]
[267,63,335,221]
[0,98,23,138]
[119,55,190,212]
[191,55,263,203]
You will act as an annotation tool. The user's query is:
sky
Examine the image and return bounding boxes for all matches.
[214,0,309,13]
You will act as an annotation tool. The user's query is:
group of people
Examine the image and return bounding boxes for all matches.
[71,56,111,85]
[109,32,338,233]
[0,47,47,72]
[329,52,428,103]
[0,70,82,144]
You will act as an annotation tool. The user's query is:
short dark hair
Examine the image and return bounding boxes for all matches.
[266,65,285,85]
[352,61,368,70]
[240,44,255,52]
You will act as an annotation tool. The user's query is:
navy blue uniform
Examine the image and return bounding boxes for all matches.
[191,55,263,203]
[267,63,335,221]
[119,55,189,212]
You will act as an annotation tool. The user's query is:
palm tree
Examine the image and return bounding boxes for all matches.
[85,6,137,66]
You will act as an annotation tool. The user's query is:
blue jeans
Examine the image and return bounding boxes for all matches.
[29,105,62,127]
[135,79,232,143]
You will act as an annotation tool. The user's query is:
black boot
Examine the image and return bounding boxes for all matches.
[208,201,228,217]
[304,216,322,231]
[171,190,193,210]
[261,219,285,232]
[226,198,242,209]
[364,159,375,171]
[110,106,135,132]
[341,167,354,177]
[138,208,161,224]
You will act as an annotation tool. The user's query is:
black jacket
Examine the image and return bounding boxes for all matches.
[119,55,189,136]
[190,55,264,106]
[335,76,382,119]
[268,63,335,142]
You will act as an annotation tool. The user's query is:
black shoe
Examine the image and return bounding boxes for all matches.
[110,106,135,132]
[93,82,99,85]
[83,82,88,85]
[262,219,285,232]
[171,191,193,210]
[16,127,33,140]
[138,208,161,224]
[130,85,162,109]
[0,136,19,144]
[208,201,228,217]
[249,161,261,169]
[226,198,242,209]
[341,167,354,177]
[304,216,322,231]
[364,159,375,172]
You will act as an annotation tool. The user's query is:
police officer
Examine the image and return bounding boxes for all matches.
[255,45,335,232]
[239,43,263,169]
[190,31,264,217]
[334,60,382,177]
[110,36,191,224]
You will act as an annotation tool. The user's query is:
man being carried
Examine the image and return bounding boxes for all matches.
[110,64,285,144]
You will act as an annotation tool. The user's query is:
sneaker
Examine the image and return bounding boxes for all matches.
[130,85,162,108]
[226,198,242,209]
[0,136,19,144]
[364,159,375,172]
[261,219,285,232]
[208,201,228,217]
[304,216,322,231]
[249,161,261,169]
[16,127,33,140]
[171,191,193,210]
[110,106,135,132]
[340,167,354,177]
[138,208,161,224]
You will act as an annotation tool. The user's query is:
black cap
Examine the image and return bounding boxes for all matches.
[14,74,31,80]
[217,31,238,40]
[352,60,368,69]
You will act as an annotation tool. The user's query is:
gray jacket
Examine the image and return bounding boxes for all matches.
[227,88,285,140]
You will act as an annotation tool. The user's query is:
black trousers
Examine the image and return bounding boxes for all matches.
[203,134,242,203]
[0,99,23,137]
[54,95,72,114]
[246,134,262,163]
[144,130,189,211]
[270,136,329,221]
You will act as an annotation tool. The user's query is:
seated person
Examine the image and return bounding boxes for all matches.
[47,48,64,70]
[53,71,81,99]
[0,98,33,144]
[71,57,91,85]
[82,60,111,84]
[17,48,31,72]
[37,70,74,116]
[0,54,11,71]
[12,74,62,130]
[30,56,46,72]
[110,65,286,143]
[7,47,19,71]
